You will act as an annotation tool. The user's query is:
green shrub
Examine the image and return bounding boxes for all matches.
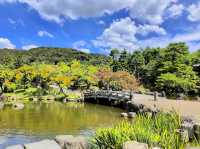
[93,112,185,149]
[66,92,82,100]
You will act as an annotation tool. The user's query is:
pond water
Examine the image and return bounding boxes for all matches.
[0,102,123,148]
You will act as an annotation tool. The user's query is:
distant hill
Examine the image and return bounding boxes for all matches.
[0,47,111,67]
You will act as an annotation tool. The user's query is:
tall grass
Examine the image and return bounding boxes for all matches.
[92,112,186,149]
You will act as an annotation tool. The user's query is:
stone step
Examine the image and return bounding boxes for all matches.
[24,139,61,149]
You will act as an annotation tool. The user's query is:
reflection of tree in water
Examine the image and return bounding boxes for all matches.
[0,103,123,136]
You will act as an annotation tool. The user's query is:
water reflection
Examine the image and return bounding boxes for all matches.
[0,102,123,147]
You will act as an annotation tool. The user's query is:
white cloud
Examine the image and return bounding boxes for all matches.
[93,17,200,52]
[93,17,167,51]
[138,26,200,51]
[9,0,134,24]
[22,44,38,50]
[187,2,200,22]
[1,0,175,25]
[129,0,173,24]
[138,36,171,49]
[0,37,16,49]
[73,40,90,53]
[38,30,54,38]
[166,4,184,18]
[93,17,139,51]
[173,32,200,43]
[137,24,166,36]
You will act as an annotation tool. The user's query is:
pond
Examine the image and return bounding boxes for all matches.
[0,102,123,148]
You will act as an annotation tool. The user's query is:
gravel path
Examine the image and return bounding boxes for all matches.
[133,94,200,122]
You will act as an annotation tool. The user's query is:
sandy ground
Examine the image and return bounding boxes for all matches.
[133,94,200,122]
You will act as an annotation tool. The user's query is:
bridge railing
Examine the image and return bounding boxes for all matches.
[84,90,132,101]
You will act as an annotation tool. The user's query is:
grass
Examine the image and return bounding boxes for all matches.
[92,112,186,149]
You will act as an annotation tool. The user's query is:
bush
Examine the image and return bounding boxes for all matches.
[66,92,82,100]
[92,112,185,149]
[4,82,17,92]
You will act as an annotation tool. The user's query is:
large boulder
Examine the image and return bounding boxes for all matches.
[12,103,24,110]
[5,145,24,149]
[24,139,61,149]
[122,141,148,149]
[64,136,88,149]
[55,135,74,149]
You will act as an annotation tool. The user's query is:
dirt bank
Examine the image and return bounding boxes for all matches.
[133,94,200,122]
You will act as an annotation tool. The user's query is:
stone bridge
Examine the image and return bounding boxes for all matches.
[84,90,133,106]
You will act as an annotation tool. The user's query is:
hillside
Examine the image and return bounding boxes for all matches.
[0,47,111,67]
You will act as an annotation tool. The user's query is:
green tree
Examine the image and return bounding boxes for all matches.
[110,49,120,61]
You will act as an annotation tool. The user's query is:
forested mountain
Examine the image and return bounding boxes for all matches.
[0,47,111,67]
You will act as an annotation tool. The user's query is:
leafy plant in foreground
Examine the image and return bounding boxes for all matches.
[92,112,186,149]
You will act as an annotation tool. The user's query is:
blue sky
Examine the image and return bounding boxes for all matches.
[0,0,200,54]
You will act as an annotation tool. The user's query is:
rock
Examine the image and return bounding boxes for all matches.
[55,135,74,149]
[126,101,144,112]
[182,116,194,123]
[25,139,61,149]
[12,103,24,110]
[128,112,136,118]
[122,141,148,149]
[181,121,194,139]
[0,94,6,101]
[0,102,4,109]
[176,129,189,143]
[5,145,24,149]
[121,112,128,117]
[63,98,67,103]
[64,136,88,149]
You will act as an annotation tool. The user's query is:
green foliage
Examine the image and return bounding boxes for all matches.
[0,60,106,96]
[156,73,197,96]
[0,47,111,67]
[93,112,184,149]
[110,43,200,96]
